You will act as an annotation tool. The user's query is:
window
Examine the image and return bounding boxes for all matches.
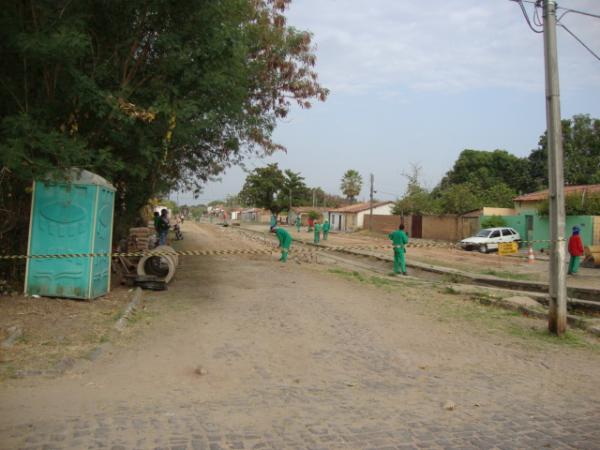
[502,229,513,236]
[490,230,501,238]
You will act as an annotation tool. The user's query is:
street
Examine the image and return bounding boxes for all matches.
[1,222,599,450]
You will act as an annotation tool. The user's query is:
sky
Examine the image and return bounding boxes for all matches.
[174,0,600,206]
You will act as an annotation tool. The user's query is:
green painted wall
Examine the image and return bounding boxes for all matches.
[533,215,593,251]
[479,214,593,251]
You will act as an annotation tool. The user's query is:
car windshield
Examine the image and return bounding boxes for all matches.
[475,229,492,237]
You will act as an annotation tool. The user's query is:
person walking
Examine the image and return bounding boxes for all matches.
[314,222,321,244]
[271,226,292,262]
[322,220,330,240]
[568,226,584,275]
[295,215,301,232]
[388,224,409,275]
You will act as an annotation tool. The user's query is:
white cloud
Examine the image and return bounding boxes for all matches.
[288,0,600,95]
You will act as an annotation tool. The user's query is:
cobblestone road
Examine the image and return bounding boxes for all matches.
[1,223,599,450]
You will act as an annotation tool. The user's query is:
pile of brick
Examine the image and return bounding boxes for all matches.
[128,227,155,252]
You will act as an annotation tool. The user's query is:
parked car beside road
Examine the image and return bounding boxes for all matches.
[460,227,521,253]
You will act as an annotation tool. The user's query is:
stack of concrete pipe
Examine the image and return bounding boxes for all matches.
[136,245,179,283]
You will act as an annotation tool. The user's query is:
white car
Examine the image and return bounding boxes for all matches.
[460,227,521,253]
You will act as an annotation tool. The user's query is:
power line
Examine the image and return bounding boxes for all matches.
[509,0,600,63]
[557,22,600,62]
[509,0,543,33]
[557,6,600,21]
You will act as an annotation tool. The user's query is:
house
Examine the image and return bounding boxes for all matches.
[229,209,242,221]
[477,185,600,250]
[513,184,600,213]
[241,208,271,223]
[288,207,329,226]
[328,201,394,232]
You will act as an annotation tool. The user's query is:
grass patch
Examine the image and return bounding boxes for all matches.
[442,273,466,284]
[442,286,459,295]
[507,325,596,349]
[328,268,397,290]
[480,269,533,281]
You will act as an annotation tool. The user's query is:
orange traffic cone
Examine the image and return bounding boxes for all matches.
[527,246,535,264]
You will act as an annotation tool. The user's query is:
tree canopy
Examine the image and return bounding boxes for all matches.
[0,0,327,213]
[340,169,362,203]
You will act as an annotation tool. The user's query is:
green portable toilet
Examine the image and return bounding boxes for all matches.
[25,169,116,299]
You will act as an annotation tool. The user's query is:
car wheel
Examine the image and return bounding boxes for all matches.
[478,244,488,253]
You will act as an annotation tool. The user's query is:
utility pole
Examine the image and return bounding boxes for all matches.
[312,189,316,208]
[289,187,292,225]
[543,0,567,335]
[369,173,374,231]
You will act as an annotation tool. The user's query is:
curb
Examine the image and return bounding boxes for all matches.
[115,287,143,331]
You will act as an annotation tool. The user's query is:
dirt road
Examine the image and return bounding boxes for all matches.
[1,222,599,449]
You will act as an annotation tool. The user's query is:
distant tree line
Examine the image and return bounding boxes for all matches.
[394,114,600,216]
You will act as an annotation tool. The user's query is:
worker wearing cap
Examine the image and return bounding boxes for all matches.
[295,215,301,232]
[388,224,409,275]
[568,226,584,275]
[271,226,292,262]
[314,221,321,244]
[322,220,330,240]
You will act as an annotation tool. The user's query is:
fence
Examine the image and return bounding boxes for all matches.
[362,214,479,241]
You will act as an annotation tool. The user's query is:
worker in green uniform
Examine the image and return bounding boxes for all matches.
[271,226,292,262]
[313,222,321,244]
[388,224,409,275]
[295,215,301,232]
[322,220,330,240]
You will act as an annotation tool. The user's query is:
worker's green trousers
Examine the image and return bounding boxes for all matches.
[568,256,580,274]
[314,234,320,244]
[393,247,406,274]
[296,225,301,232]
[279,249,288,262]
[323,232,328,240]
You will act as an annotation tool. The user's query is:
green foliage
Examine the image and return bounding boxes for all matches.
[538,192,600,216]
[340,169,362,202]
[307,210,321,220]
[392,164,439,215]
[438,149,532,194]
[438,183,482,214]
[238,164,286,213]
[529,114,600,188]
[480,215,507,229]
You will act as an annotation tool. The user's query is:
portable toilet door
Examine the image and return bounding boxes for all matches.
[25,169,116,300]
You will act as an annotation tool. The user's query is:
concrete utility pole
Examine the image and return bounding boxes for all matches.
[369,173,374,231]
[312,189,316,207]
[289,187,292,224]
[543,0,567,335]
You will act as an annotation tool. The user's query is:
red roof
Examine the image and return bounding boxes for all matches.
[514,184,600,202]
[329,201,393,213]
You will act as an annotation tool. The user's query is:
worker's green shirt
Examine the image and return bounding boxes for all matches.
[388,230,408,246]
[295,217,301,226]
[275,227,292,248]
[314,223,321,233]
[323,222,330,232]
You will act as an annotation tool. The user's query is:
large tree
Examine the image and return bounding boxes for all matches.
[340,169,362,203]
[529,114,600,188]
[0,0,327,277]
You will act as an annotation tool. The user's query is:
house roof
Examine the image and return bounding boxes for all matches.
[329,201,393,213]
[513,184,600,202]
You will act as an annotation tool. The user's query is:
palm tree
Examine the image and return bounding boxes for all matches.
[340,169,362,203]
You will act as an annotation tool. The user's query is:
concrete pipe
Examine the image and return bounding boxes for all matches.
[137,245,179,284]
